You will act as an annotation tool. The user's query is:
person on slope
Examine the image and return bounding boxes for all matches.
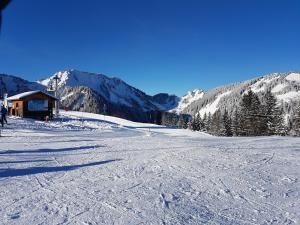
[1,103,8,127]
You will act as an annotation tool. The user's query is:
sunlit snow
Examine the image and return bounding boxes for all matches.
[0,111,299,224]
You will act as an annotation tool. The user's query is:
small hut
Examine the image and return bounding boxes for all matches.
[7,90,58,120]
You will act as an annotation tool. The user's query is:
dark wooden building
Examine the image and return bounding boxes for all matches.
[7,90,57,120]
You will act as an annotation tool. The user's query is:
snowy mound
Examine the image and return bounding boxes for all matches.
[286,72,300,82]
[60,110,163,129]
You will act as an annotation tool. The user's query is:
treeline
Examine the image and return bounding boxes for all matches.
[189,90,300,136]
[159,112,191,128]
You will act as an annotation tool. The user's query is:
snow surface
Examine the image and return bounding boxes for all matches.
[7,91,57,101]
[271,83,287,93]
[250,76,280,93]
[277,91,300,102]
[172,89,204,114]
[286,73,300,82]
[0,112,299,225]
[198,91,232,117]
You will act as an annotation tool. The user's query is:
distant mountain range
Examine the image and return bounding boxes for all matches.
[1,70,300,122]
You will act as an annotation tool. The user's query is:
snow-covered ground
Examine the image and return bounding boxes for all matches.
[0,111,299,225]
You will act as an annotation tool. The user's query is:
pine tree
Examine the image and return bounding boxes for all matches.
[178,114,186,129]
[202,113,208,132]
[210,109,222,135]
[190,115,198,131]
[194,114,200,131]
[196,114,204,131]
[207,112,212,133]
[263,91,285,135]
[231,108,240,136]
[292,105,300,136]
[275,108,286,135]
[239,90,264,136]
[222,109,233,136]
[263,91,280,135]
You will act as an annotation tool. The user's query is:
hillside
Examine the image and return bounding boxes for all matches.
[37,70,183,122]
[183,72,300,117]
[0,73,45,97]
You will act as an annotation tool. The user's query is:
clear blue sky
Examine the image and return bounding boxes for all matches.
[0,0,300,96]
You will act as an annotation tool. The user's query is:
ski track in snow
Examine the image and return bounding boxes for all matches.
[0,115,299,225]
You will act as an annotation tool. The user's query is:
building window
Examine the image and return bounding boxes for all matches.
[28,99,48,111]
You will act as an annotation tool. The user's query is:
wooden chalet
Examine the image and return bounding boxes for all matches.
[7,90,58,120]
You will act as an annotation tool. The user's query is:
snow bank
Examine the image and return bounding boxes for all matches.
[60,110,163,128]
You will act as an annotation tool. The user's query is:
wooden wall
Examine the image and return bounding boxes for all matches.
[10,93,55,120]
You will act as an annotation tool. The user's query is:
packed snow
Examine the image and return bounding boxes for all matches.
[0,111,299,225]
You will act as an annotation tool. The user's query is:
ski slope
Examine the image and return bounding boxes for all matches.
[0,112,299,225]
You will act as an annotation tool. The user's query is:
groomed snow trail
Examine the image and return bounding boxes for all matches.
[0,115,299,225]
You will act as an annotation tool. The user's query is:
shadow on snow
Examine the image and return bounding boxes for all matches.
[0,159,121,178]
[0,145,105,155]
[0,159,51,164]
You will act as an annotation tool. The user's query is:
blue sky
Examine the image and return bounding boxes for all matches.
[0,0,300,96]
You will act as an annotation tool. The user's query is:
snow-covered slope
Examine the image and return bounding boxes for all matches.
[38,69,158,111]
[37,70,188,122]
[61,110,163,129]
[184,72,300,117]
[0,73,45,97]
[0,113,299,224]
[38,70,174,122]
[170,89,204,114]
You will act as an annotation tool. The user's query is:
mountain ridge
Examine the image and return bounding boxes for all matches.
[1,70,300,122]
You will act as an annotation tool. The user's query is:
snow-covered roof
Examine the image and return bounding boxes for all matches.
[7,90,58,101]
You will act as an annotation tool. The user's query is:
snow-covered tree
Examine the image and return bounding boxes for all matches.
[291,105,300,136]
[210,109,222,135]
[206,112,212,133]
[231,108,240,136]
[222,109,233,136]
[239,90,264,136]
[262,91,285,135]
[178,114,188,129]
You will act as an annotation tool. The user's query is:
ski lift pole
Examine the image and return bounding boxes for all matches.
[53,75,59,117]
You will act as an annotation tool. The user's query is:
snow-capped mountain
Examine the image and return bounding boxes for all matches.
[183,72,300,117]
[2,70,300,122]
[0,73,45,97]
[170,89,204,114]
[38,70,207,118]
[38,70,160,111]
[37,69,184,122]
